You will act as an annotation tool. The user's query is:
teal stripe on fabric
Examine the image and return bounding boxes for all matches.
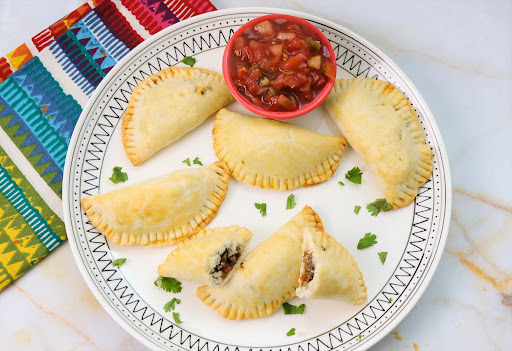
[0,165,61,250]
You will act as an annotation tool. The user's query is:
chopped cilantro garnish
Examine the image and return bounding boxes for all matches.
[109,167,128,184]
[358,334,362,341]
[338,181,344,186]
[282,302,305,315]
[345,167,362,184]
[366,199,393,216]
[354,205,361,214]
[193,157,202,166]
[182,158,191,166]
[181,56,196,67]
[173,312,183,324]
[164,298,181,312]
[357,233,377,249]
[154,276,182,293]
[286,194,296,209]
[388,297,393,303]
[378,252,388,264]
[112,258,126,267]
[255,203,267,217]
[287,328,296,336]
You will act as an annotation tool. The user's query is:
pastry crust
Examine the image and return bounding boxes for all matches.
[157,226,253,286]
[324,78,433,208]
[213,109,347,190]
[296,228,367,304]
[122,67,234,166]
[196,206,324,320]
[81,162,230,246]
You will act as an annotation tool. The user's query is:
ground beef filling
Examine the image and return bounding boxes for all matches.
[300,252,315,285]
[211,247,242,280]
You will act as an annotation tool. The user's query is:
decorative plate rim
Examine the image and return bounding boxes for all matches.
[62,7,452,351]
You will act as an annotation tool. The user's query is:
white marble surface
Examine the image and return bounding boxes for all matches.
[0,0,511,350]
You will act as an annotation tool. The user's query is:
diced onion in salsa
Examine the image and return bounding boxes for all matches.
[230,19,336,112]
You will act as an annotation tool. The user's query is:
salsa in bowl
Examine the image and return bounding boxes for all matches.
[223,14,337,119]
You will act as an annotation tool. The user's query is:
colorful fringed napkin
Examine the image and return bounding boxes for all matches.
[0,0,216,292]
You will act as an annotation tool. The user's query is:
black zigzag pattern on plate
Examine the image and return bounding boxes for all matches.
[74,15,442,351]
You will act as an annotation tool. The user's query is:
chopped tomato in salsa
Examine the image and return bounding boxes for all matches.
[230,19,336,112]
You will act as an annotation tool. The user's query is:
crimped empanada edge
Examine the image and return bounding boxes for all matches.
[81,161,231,247]
[212,109,347,191]
[328,78,433,208]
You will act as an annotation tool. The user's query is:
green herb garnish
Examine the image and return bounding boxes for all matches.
[282,302,305,315]
[345,167,362,184]
[182,158,191,166]
[366,199,393,216]
[388,297,393,303]
[358,334,362,341]
[357,233,377,249]
[181,56,196,67]
[154,276,182,293]
[112,258,126,267]
[378,252,388,264]
[173,312,183,324]
[287,328,296,336]
[193,157,202,166]
[164,298,181,312]
[354,205,361,214]
[286,194,296,209]
[109,166,128,184]
[255,203,267,217]
[338,181,344,186]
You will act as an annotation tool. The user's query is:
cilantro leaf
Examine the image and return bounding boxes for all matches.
[163,298,181,312]
[354,205,361,214]
[182,158,191,166]
[286,194,296,210]
[357,233,377,249]
[358,334,362,341]
[154,276,182,293]
[173,312,183,324]
[193,157,202,166]
[109,167,128,184]
[378,252,388,264]
[112,258,126,267]
[181,56,196,67]
[287,328,296,336]
[366,199,394,216]
[282,302,305,315]
[338,181,344,186]
[388,297,393,303]
[254,203,267,217]
[345,167,362,184]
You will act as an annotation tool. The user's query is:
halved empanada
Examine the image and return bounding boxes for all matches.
[324,78,433,208]
[196,206,324,320]
[157,226,253,286]
[81,161,230,246]
[122,67,234,166]
[213,109,347,190]
[297,228,367,304]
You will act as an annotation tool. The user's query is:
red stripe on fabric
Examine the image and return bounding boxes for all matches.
[0,58,13,83]
[94,1,144,50]
[163,0,216,20]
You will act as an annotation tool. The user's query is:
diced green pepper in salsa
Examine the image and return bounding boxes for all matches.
[230,19,336,111]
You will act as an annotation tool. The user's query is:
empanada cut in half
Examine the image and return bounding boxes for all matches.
[81,161,230,246]
[122,67,234,166]
[157,226,253,286]
[213,109,347,190]
[297,228,367,304]
[324,78,433,208]
[197,206,324,320]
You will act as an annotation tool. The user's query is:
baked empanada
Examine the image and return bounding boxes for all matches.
[324,78,433,208]
[297,228,367,304]
[122,67,234,166]
[213,109,347,190]
[81,161,230,246]
[157,226,253,286]
[196,206,324,320]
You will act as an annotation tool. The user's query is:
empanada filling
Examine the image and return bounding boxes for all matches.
[210,245,242,283]
[300,251,315,286]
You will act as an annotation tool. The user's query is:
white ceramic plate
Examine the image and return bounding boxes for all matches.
[63,8,451,351]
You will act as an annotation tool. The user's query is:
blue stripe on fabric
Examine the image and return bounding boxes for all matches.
[82,11,129,62]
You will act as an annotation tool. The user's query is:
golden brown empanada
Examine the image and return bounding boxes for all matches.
[296,228,367,304]
[122,67,234,166]
[213,109,347,190]
[81,161,230,246]
[157,226,253,286]
[196,206,324,320]
[324,78,433,208]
